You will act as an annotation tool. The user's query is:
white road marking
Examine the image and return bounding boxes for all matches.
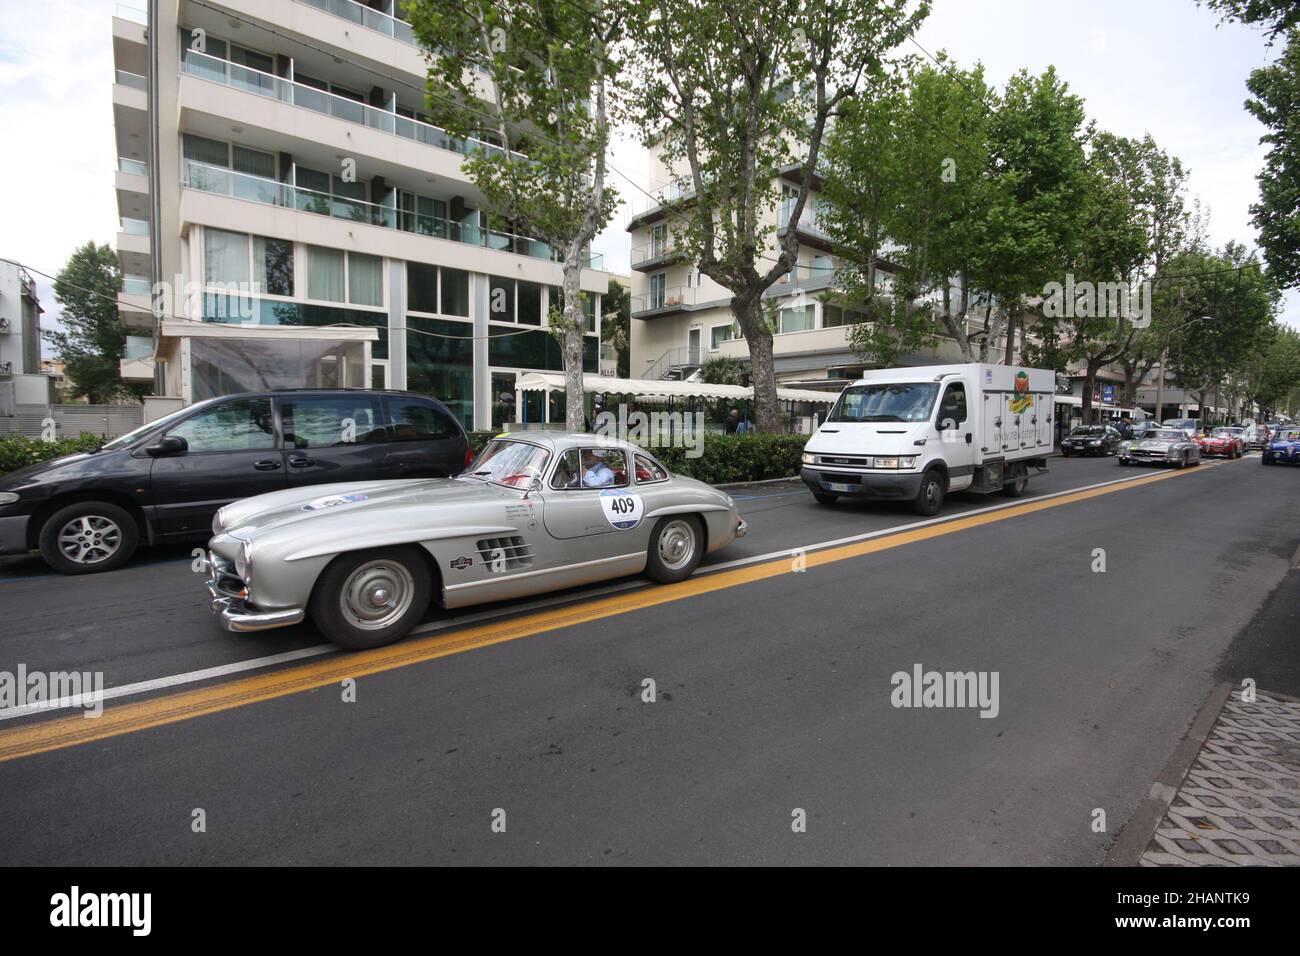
[0,457,1237,721]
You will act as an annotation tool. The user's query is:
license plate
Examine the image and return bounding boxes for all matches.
[826,482,854,493]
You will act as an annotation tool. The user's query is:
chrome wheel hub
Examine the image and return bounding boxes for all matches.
[340,561,415,630]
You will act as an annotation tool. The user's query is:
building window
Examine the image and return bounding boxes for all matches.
[204,229,249,286]
[779,304,815,334]
[254,237,293,297]
[710,323,737,350]
[183,133,229,167]
[489,277,514,323]
[441,267,469,316]
[348,253,383,306]
[408,262,438,313]
[823,305,866,328]
[650,272,666,309]
[307,245,345,302]
[517,281,541,326]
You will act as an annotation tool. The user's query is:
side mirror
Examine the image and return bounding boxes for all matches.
[522,475,543,498]
[146,435,188,457]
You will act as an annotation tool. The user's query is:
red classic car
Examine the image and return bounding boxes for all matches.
[1196,427,1246,458]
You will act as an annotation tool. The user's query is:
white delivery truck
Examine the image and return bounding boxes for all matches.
[800,363,1057,516]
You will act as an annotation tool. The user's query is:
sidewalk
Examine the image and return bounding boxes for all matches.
[1139,688,1300,865]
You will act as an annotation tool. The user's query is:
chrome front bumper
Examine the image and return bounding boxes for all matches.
[206,582,306,632]
[735,518,747,538]
[206,550,305,633]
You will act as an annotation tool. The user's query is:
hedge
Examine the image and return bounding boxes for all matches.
[654,433,809,484]
[0,432,107,477]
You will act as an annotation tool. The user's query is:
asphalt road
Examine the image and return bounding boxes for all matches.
[1,452,1297,864]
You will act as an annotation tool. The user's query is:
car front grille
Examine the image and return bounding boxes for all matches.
[208,551,246,597]
[476,536,534,572]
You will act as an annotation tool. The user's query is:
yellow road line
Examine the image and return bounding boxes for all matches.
[0,457,1237,764]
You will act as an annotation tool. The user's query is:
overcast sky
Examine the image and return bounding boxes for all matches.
[0,0,1294,350]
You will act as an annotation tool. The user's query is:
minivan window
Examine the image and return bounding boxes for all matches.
[168,398,275,452]
[828,383,940,423]
[280,396,385,448]
[102,400,217,450]
[387,397,458,441]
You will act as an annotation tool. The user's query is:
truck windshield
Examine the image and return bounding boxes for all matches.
[827,383,940,423]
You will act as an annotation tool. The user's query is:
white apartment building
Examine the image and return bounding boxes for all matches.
[627,152,1025,388]
[0,261,55,410]
[112,0,612,430]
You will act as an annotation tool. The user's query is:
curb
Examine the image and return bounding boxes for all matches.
[1105,680,1233,866]
[715,475,804,491]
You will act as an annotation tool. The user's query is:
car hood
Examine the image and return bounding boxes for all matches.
[215,477,513,540]
[1130,438,1178,450]
[0,450,103,489]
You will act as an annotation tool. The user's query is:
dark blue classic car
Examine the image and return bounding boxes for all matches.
[1262,428,1300,466]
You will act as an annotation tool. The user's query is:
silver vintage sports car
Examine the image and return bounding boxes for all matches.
[1116,428,1202,468]
[206,432,747,649]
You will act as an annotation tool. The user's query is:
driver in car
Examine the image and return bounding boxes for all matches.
[581,449,615,487]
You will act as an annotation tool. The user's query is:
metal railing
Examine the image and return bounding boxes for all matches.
[779,197,832,238]
[643,346,705,381]
[297,0,415,45]
[180,48,525,164]
[630,284,702,315]
[182,160,603,269]
[630,237,683,266]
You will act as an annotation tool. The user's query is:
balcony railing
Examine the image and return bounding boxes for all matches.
[631,284,701,315]
[297,0,415,46]
[779,197,831,238]
[115,69,147,91]
[182,160,603,269]
[118,157,148,177]
[630,237,684,266]
[180,48,525,164]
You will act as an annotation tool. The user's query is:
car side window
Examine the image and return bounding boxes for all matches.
[940,383,966,424]
[635,453,668,483]
[167,398,275,452]
[549,448,629,489]
[279,396,386,449]
[386,397,458,441]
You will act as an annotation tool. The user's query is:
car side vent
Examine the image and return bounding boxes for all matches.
[476,536,533,571]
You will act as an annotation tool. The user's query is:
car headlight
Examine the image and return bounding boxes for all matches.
[1087,440,1102,446]
[801,452,815,465]
[235,540,252,581]
[0,492,18,505]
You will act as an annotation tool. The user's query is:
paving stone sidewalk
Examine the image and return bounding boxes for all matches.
[1141,689,1300,865]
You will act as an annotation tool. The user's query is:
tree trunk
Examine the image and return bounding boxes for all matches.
[734,294,779,433]
[561,249,586,433]
[1081,362,1099,426]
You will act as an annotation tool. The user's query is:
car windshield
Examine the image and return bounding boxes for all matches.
[1163,419,1197,430]
[1279,430,1300,441]
[1211,428,1240,437]
[1151,430,1184,441]
[99,400,220,451]
[828,382,940,423]
[461,439,551,489]
[1070,426,1105,436]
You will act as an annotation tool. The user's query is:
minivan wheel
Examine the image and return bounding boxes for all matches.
[38,501,139,575]
[310,547,433,650]
[912,470,946,516]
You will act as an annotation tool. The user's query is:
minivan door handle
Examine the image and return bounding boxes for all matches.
[253,459,282,471]
[288,456,314,468]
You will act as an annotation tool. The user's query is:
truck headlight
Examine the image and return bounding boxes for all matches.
[0,492,18,505]
[801,452,815,465]
[873,457,917,469]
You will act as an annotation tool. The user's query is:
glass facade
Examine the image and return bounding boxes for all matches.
[406,317,474,427]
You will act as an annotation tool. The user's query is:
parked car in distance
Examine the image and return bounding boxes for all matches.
[1197,426,1245,459]
[1061,424,1121,457]
[0,389,471,574]
[1162,418,1201,439]
[1262,427,1300,466]
[205,432,747,650]
[1117,428,1202,468]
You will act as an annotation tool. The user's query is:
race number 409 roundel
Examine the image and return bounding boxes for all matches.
[599,489,644,530]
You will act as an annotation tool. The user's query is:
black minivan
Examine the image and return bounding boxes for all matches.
[0,389,471,574]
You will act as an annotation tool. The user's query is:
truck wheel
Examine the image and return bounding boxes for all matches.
[813,492,839,506]
[645,515,702,584]
[38,501,140,575]
[310,547,432,650]
[1000,464,1028,497]
[912,470,946,516]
